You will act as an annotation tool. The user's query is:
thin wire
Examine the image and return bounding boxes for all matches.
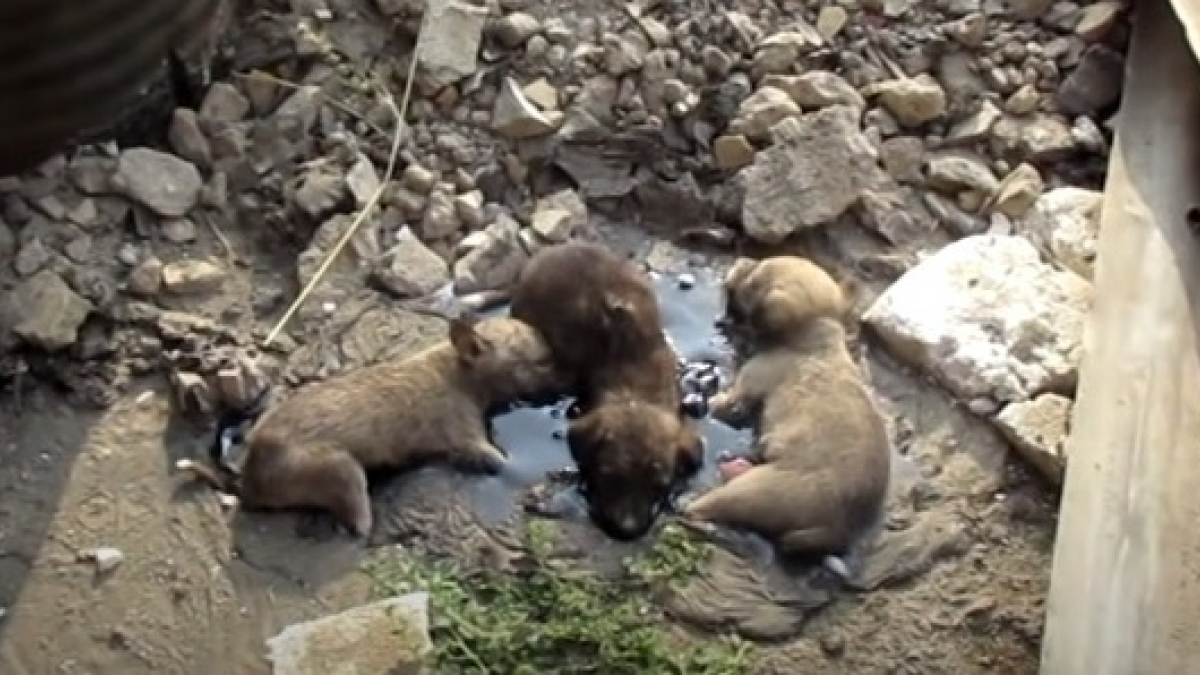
[263,50,420,346]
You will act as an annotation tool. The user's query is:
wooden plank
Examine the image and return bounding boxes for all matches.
[1039,0,1200,672]
[1168,0,1200,63]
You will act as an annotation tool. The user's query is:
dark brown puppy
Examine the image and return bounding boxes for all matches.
[178,316,567,537]
[683,256,891,560]
[510,241,703,540]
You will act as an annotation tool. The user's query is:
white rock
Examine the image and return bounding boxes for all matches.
[863,235,1092,404]
[493,77,556,139]
[995,392,1072,485]
[79,547,124,574]
[1020,187,1102,281]
[266,592,432,675]
[416,0,488,87]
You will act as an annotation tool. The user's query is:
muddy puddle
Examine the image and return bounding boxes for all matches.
[446,268,753,528]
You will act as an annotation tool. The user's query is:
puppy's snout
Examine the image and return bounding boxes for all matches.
[595,506,654,541]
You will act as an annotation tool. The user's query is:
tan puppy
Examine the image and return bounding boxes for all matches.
[719,255,847,350]
[510,241,703,541]
[178,316,567,537]
[683,256,890,560]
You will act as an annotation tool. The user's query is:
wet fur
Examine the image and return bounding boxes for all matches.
[684,256,891,559]
[178,316,567,537]
[510,242,703,540]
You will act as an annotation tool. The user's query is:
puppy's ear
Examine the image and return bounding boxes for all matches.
[566,413,609,465]
[449,317,489,363]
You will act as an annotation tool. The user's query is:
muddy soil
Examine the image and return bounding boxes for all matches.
[0,211,1056,674]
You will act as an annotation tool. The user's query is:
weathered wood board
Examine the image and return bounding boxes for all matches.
[1039,0,1200,672]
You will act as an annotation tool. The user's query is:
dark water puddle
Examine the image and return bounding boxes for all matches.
[464,269,753,527]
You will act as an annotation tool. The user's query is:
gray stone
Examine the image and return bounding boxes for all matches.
[114,148,203,218]
[9,269,93,351]
[740,106,880,244]
[168,109,212,169]
[531,189,587,242]
[925,153,999,195]
[373,227,451,297]
[199,82,251,124]
[1056,45,1124,116]
[417,0,488,87]
[266,592,431,675]
[493,77,556,139]
[453,215,529,293]
[995,393,1072,485]
[863,234,1092,404]
[1020,187,1102,280]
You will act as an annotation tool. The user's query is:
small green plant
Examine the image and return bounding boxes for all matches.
[366,519,753,674]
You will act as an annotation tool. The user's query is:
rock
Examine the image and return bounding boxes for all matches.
[740,106,880,244]
[172,370,215,416]
[265,593,432,675]
[9,269,93,351]
[765,72,865,111]
[867,75,947,127]
[0,219,12,261]
[416,0,488,87]
[421,186,461,240]
[453,215,529,293]
[989,163,1044,218]
[127,256,165,297]
[1004,85,1040,115]
[400,164,437,194]
[603,34,647,76]
[925,191,986,237]
[863,235,1091,404]
[993,113,1076,163]
[345,153,381,208]
[530,189,587,242]
[925,153,998,195]
[1056,45,1124,116]
[727,86,801,141]
[493,77,556,139]
[293,166,347,219]
[13,238,51,277]
[453,191,486,230]
[494,11,541,48]
[78,547,124,574]
[199,82,251,124]
[943,12,987,46]
[1021,187,1102,280]
[713,135,756,170]
[995,393,1072,485]
[167,109,212,169]
[114,148,203,218]
[373,227,451,297]
[752,28,823,77]
[522,78,559,110]
[161,259,226,295]
[1075,1,1123,42]
[855,183,937,246]
[880,137,925,184]
[816,6,849,39]
[161,218,198,243]
[1006,0,1053,20]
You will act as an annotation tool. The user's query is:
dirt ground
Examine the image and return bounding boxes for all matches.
[0,0,1089,671]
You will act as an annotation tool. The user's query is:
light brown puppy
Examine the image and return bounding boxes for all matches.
[719,255,848,350]
[510,241,703,541]
[683,256,890,560]
[178,316,567,537]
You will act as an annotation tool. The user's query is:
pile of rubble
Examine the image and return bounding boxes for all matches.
[0,0,1124,481]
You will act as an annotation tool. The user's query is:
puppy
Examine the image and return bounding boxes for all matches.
[510,241,703,540]
[683,256,890,560]
[177,316,567,537]
[719,255,847,350]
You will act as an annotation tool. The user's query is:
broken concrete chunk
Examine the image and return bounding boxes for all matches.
[530,189,587,242]
[10,269,93,351]
[994,393,1072,485]
[740,105,879,244]
[266,592,431,675]
[453,215,529,293]
[493,77,556,139]
[863,235,1091,405]
[417,0,488,87]
[1020,187,1101,280]
[162,259,227,295]
[372,227,451,298]
[114,148,204,218]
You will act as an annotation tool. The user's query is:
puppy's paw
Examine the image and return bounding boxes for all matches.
[709,391,742,423]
